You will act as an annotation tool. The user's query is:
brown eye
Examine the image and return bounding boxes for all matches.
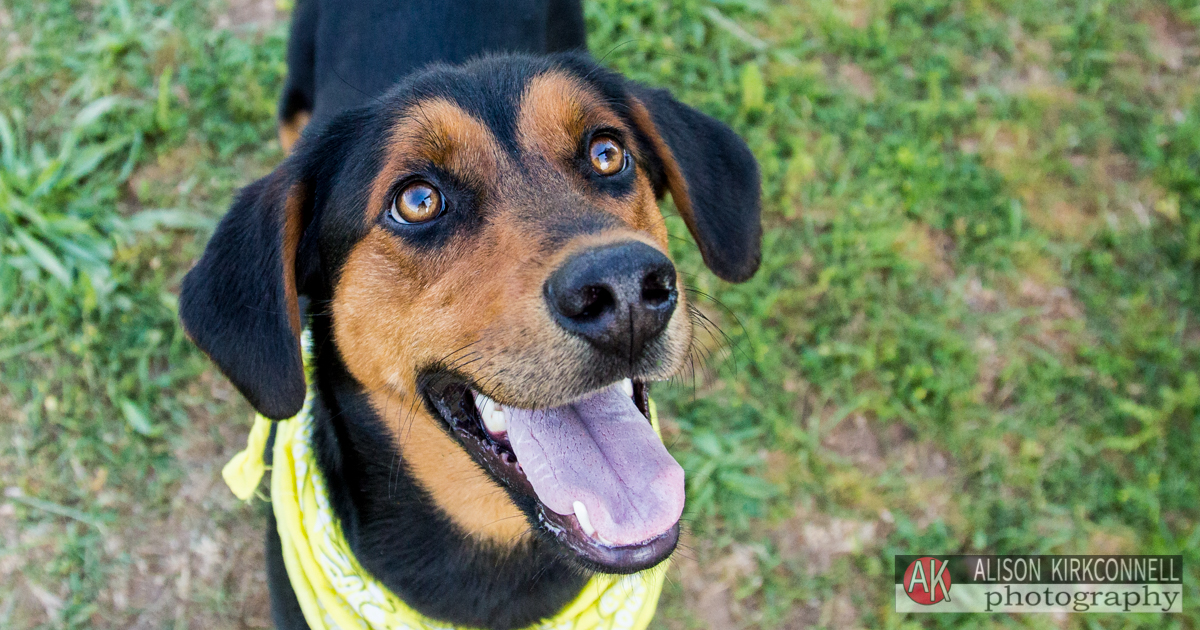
[390,181,443,224]
[588,136,625,176]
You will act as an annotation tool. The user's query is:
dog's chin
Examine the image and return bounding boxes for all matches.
[420,374,682,574]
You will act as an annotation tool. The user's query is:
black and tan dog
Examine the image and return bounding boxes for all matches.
[179,0,761,628]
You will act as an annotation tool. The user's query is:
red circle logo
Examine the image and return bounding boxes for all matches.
[903,557,953,605]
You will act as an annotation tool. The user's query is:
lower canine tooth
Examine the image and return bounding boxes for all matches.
[573,500,596,537]
[621,378,634,397]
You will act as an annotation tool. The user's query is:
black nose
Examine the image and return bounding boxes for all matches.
[545,241,678,360]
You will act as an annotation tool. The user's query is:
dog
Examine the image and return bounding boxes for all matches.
[179,0,761,627]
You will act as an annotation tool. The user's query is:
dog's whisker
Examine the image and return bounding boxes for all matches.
[683,288,751,347]
[689,305,741,366]
[480,513,527,528]
[502,526,537,550]
[443,353,485,375]
[685,304,745,380]
[433,340,483,372]
[669,545,699,563]
[399,389,425,450]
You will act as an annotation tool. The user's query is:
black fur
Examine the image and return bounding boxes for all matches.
[266,511,310,629]
[178,172,307,420]
[183,4,761,627]
[280,0,588,125]
[178,109,367,420]
[627,84,762,282]
[299,312,593,627]
[279,0,317,125]
[552,56,763,282]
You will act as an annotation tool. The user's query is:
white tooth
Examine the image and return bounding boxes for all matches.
[573,500,596,537]
[475,392,507,436]
[621,378,634,397]
[475,392,496,422]
[486,404,507,435]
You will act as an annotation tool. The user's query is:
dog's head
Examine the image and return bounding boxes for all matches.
[180,53,760,573]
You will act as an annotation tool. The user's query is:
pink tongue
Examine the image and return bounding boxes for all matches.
[505,383,685,547]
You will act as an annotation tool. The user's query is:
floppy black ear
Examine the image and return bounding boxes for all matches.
[624,84,762,282]
[179,166,309,420]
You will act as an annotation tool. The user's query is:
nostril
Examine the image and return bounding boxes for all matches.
[575,285,615,319]
[545,241,677,358]
[641,270,674,307]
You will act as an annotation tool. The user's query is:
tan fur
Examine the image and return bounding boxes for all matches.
[282,183,305,337]
[370,98,504,216]
[331,83,693,545]
[515,72,671,248]
[279,111,311,153]
[625,98,698,240]
[368,390,530,544]
[516,72,623,163]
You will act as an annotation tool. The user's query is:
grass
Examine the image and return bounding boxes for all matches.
[1,0,1198,628]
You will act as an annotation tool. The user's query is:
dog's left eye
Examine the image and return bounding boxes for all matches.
[588,136,626,176]
[390,181,444,224]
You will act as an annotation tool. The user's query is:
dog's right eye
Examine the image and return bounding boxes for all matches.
[390,181,444,224]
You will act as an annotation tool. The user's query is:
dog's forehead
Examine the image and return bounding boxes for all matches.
[351,62,638,248]
[380,63,627,163]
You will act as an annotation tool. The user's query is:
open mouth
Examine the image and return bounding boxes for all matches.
[421,375,684,573]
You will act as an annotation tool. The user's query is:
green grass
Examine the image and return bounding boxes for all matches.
[2,0,1198,628]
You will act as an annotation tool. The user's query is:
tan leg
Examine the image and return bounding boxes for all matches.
[279,111,312,153]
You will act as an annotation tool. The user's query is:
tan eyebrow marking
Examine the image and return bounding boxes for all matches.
[516,71,625,163]
[369,98,507,219]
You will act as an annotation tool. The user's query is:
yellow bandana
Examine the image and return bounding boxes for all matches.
[223,389,668,630]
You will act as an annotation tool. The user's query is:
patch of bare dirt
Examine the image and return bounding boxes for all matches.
[970,12,1197,243]
[978,122,1032,179]
[835,62,876,100]
[0,4,26,66]
[1015,278,1081,321]
[1086,527,1138,555]
[832,0,870,29]
[1141,6,1198,72]
[822,593,861,629]
[892,222,955,281]
[822,413,960,531]
[1011,278,1084,356]
[974,333,1009,404]
[964,276,999,313]
[776,511,879,577]
[823,414,883,474]
[965,274,1090,403]
[127,141,215,207]
[102,374,268,629]
[976,117,1162,242]
[673,537,763,630]
[0,374,269,629]
[214,0,282,31]
[766,503,884,629]
[991,26,1075,102]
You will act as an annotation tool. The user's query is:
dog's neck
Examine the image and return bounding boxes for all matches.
[303,315,590,629]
